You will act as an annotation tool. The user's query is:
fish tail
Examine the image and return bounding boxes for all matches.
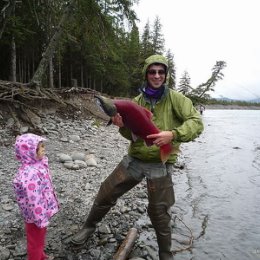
[160,144,180,163]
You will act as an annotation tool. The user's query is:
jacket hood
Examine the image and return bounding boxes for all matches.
[142,54,169,80]
[15,133,46,164]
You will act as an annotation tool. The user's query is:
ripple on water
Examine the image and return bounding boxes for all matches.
[173,110,260,260]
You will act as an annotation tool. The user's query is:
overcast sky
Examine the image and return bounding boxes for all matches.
[134,0,260,100]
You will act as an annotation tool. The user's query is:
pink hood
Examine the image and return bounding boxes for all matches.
[15,133,46,165]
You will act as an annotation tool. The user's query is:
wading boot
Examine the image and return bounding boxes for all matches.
[71,162,141,245]
[147,173,175,260]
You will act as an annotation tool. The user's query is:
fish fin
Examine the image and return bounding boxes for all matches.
[143,108,153,119]
[106,119,112,126]
[131,132,138,142]
[144,139,154,146]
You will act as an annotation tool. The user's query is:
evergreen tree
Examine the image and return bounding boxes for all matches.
[0,1,226,100]
[166,49,176,89]
[192,60,227,98]
[151,16,165,54]
[140,20,153,59]
[178,71,192,95]
[124,23,142,96]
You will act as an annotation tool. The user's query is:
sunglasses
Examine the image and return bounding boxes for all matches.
[147,69,166,75]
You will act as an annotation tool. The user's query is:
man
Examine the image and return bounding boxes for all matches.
[71,54,204,260]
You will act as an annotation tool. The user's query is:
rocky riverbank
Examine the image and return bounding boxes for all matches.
[0,109,187,260]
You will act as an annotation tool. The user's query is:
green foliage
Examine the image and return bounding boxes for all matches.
[178,71,192,95]
[166,50,176,89]
[140,21,154,59]
[0,0,227,100]
[151,16,165,54]
[92,118,102,127]
[191,61,227,99]
[183,61,227,105]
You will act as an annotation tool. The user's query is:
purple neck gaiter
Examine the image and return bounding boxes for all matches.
[143,84,165,100]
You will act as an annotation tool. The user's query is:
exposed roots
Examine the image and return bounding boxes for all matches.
[0,80,108,133]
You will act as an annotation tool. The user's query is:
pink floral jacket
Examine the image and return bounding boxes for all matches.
[13,133,59,228]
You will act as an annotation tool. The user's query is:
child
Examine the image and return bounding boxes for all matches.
[13,133,59,260]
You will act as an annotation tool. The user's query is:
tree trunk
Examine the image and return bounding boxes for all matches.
[0,0,16,39]
[58,58,61,88]
[100,79,103,93]
[21,55,24,82]
[93,78,96,91]
[89,75,92,89]
[31,0,74,86]
[32,51,35,75]
[18,54,21,82]
[85,68,88,88]
[49,56,54,88]
[58,46,61,88]
[10,35,16,81]
[27,56,30,82]
[70,62,73,87]
[81,62,84,88]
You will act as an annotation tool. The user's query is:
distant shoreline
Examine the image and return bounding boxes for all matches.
[205,104,260,110]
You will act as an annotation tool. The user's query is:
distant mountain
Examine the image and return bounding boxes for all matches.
[214,96,260,103]
[248,98,260,103]
[214,96,236,102]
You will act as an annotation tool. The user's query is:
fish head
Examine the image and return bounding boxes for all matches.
[95,95,117,117]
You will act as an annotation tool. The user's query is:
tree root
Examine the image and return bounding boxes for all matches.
[0,81,109,133]
[0,80,80,132]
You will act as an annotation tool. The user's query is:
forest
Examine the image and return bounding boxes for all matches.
[0,0,228,100]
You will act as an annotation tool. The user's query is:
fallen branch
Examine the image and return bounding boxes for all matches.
[172,216,194,254]
[113,228,138,260]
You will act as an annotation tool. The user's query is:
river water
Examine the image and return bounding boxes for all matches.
[170,109,260,260]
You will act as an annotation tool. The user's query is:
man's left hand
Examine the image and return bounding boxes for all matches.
[147,131,174,147]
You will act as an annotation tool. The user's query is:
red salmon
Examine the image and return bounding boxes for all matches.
[95,95,173,163]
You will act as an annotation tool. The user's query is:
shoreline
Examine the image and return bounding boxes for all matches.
[205,104,260,110]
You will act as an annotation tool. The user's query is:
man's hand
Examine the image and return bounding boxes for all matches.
[111,113,124,127]
[147,131,174,147]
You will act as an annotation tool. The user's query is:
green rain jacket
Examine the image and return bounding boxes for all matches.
[119,86,204,163]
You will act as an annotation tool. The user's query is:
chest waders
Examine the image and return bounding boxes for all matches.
[147,173,175,260]
[71,162,175,260]
[71,162,141,245]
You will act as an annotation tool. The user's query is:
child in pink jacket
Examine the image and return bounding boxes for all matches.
[13,133,59,260]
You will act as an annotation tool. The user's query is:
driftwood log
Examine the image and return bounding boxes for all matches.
[113,228,138,260]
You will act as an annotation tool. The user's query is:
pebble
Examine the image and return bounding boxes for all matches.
[0,112,173,260]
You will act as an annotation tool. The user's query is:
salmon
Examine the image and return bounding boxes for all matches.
[95,95,173,163]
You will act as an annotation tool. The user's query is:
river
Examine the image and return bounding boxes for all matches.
[171,109,260,260]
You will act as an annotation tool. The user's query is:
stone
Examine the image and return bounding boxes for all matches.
[0,246,10,260]
[57,153,73,162]
[71,152,86,161]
